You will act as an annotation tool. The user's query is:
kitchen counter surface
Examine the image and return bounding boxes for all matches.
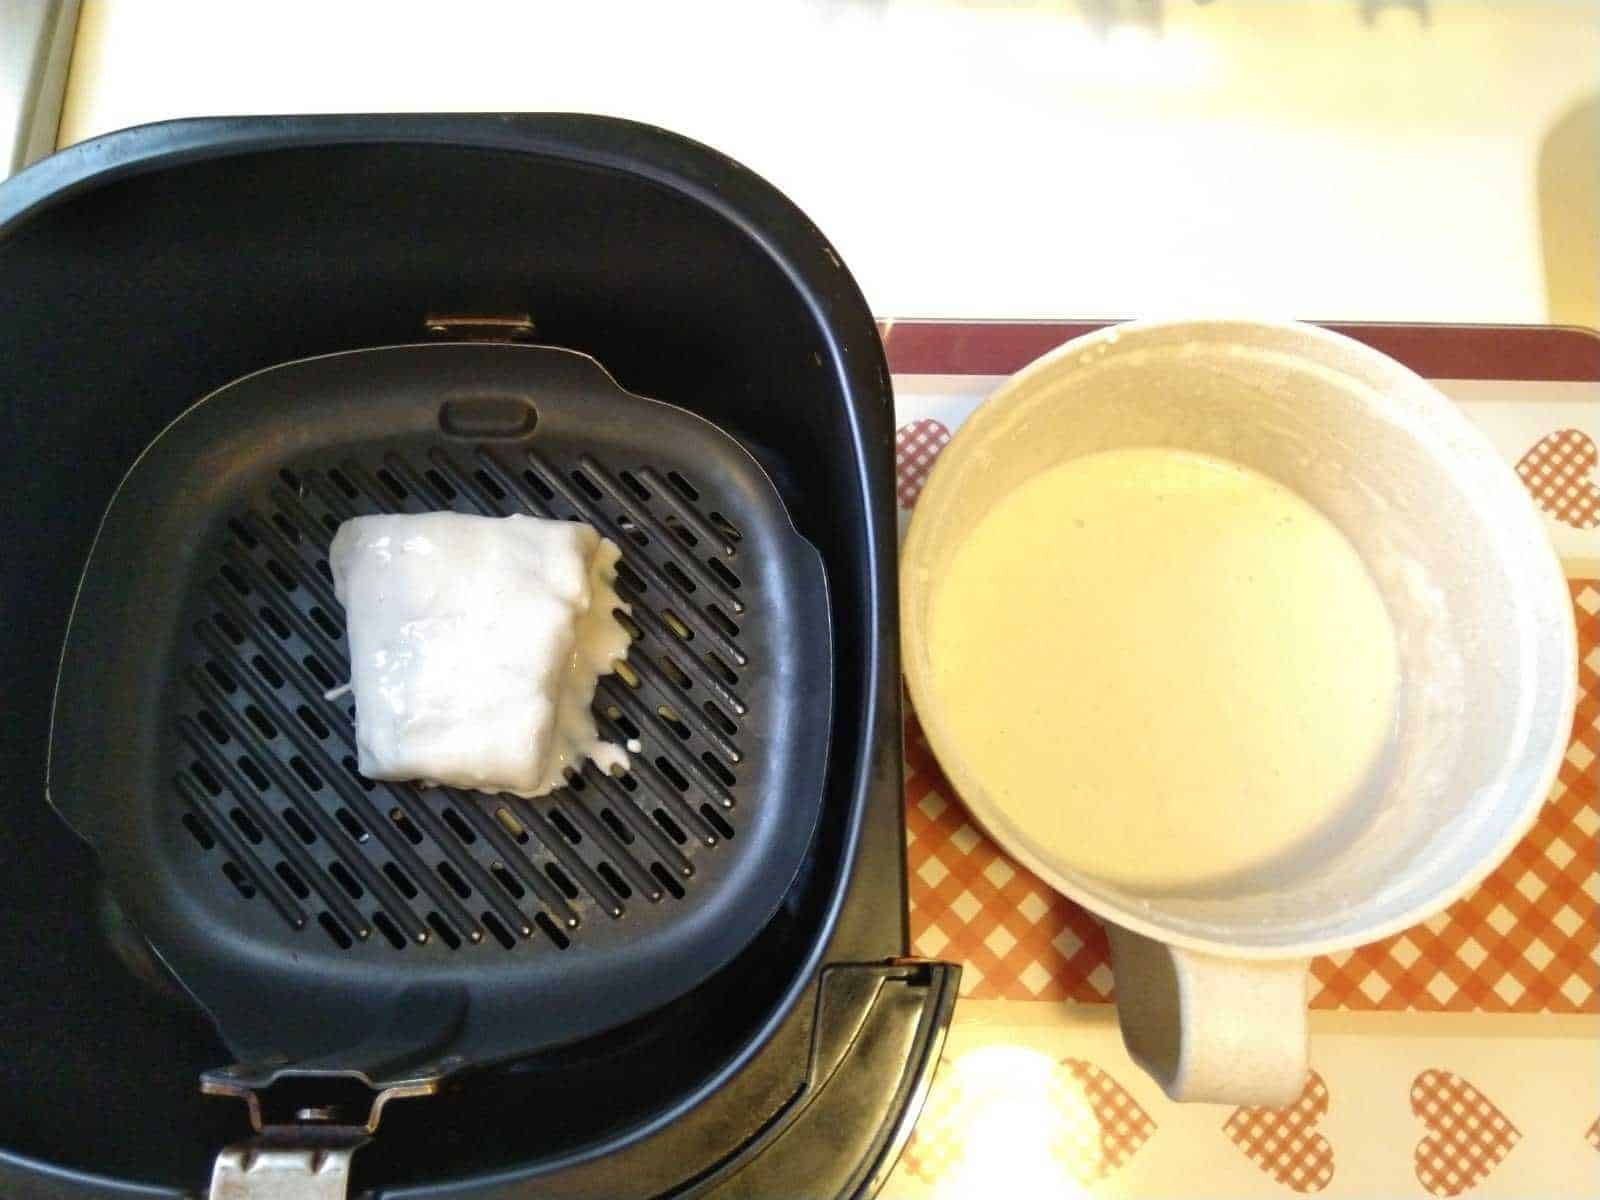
[57,0,1599,328]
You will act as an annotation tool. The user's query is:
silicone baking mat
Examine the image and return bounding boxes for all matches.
[879,321,1599,1199]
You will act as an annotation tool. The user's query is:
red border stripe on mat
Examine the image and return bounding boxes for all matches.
[880,320,1600,382]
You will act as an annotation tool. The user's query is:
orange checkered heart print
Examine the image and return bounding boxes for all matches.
[1057,1058,1159,1181]
[902,1053,1156,1187]
[1410,1069,1522,1196]
[895,418,951,509]
[1222,1069,1337,1194]
[1516,428,1600,529]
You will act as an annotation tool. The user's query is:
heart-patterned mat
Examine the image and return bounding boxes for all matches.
[1058,1057,1160,1182]
[902,1052,1157,1187]
[894,418,951,509]
[1517,428,1600,529]
[884,323,1598,1199]
[1411,1069,1523,1196]
[898,406,1599,1014]
[1222,1070,1337,1194]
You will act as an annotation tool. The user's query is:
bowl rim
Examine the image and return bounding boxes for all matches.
[900,316,1579,961]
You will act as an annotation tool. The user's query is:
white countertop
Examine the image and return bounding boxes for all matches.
[58,0,1599,326]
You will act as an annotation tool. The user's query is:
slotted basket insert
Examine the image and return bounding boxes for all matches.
[49,342,832,1078]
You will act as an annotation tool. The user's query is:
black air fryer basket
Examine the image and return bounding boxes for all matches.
[0,115,956,1199]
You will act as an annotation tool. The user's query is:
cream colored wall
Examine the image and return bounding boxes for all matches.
[58,1,1598,322]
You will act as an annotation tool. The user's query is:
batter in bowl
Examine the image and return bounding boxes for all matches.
[926,447,1399,892]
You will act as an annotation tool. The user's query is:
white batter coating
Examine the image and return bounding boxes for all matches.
[927,448,1399,892]
[329,512,632,798]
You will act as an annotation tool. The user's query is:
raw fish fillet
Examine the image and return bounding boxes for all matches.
[329,512,631,798]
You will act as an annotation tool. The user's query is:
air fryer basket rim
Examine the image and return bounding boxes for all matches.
[6,109,900,1029]
[49,339,836,1078]
[1,113,908,1194]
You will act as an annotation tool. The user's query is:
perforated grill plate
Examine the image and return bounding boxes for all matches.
[50,344,831,1074]
[185,446,758,955]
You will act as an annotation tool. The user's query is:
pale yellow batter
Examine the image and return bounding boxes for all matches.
[927,448,1398,892]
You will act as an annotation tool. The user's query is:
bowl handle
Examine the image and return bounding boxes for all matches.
[1107,925,1309,1106]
